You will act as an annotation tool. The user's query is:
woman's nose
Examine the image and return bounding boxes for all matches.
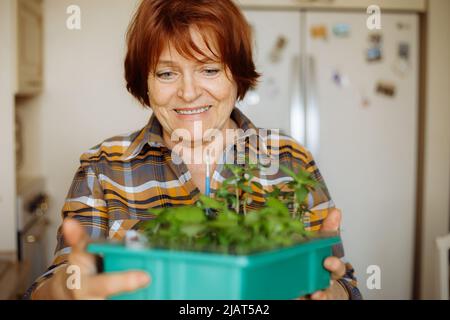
[178,74,201,102]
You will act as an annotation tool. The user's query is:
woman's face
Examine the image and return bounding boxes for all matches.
[147,29,238,145]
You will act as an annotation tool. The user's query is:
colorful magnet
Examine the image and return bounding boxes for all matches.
[392,42,411,77]
[369,33,382,45]
[367,47,382,62]
[396,22,411,30]
[361,96,371,108]
[310,25,328,40]
[269,36,288,63]
[398,42,410,60]
[332,70,350,88]
[333,23,350,37]
[366,33,383,62]
[376,81,396,98]
[358,87,371,108]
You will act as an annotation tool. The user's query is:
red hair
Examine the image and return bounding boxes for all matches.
[124,0,260,107]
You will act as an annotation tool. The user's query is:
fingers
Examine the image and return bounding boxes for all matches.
[63,219,97,275]
[63,218,90,253]
[310,290,328,300]
[67,249,97,275]
[62,219,151,300]
[310,281,349,300]
[321,208,342,232]
[86,271,151,298]
[324,256,346,280]
[306,208,343,301]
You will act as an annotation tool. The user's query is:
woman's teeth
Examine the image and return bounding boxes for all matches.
[175,105,211,115]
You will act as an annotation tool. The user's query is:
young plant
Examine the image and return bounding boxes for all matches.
[279,166,322,220]
[142,162,320,254]
[218,162,263,215]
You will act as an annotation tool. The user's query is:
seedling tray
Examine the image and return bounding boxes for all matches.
[88,234,340,300]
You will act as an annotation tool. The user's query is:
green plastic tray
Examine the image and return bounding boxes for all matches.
[88,235,340,300]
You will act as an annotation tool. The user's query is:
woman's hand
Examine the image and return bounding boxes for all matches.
[297,208,349,300]
[33,219,151,300]
[309,256,348,300]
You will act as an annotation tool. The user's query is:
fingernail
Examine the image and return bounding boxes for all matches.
[312,292,322,300]
[139,273,151,284]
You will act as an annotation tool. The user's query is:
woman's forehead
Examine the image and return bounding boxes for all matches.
[157,27,221,65]
[157,51,219,66]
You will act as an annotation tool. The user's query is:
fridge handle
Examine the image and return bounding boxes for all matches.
[290,54,306,145]
[304,54,320,157]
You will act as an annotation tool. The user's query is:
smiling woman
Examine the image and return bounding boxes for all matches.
[27,0,361,300]
[125,0,259,148]
[147,29,240,146]
[124,0,259,107]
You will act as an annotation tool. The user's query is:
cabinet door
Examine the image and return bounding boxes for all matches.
[17,0,43,96]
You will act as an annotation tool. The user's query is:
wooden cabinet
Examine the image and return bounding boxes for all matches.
[16,0,43,96]
[237,0,427,12]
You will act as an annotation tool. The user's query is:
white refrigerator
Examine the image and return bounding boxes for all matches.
[239,10,419,299]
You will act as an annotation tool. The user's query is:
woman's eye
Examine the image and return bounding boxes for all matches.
[156,71,175,80]
[203,69,220,76]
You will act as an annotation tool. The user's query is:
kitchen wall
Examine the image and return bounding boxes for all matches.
[16,0,150,264]
[0,0,17,252]
[420,0,450,300]
[12,0,450,299]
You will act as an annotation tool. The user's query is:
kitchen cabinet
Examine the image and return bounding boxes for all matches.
[237,0,427,12]
[16,0,43,96]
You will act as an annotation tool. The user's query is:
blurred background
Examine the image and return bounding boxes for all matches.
[0,0,448,300]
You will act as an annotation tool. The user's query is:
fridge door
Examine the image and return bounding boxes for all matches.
[239,9,304,142]
[304,11,419,299]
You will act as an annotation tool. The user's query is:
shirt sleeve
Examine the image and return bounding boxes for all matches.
[24,163,108,299]
[292,146,363,300]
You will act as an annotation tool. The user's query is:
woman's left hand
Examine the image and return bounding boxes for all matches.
[298,208,349,300]
[309,256,348,300]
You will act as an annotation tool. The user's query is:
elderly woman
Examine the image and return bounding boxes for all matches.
[29,0,361,300]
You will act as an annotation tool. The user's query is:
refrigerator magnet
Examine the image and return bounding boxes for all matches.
[269,36,288,63]
[310,25,328,40]
[398,42,410,61]
[332,70,350,88]
[392,42,411,77]
[358,88,371,108]
[396,22,411,31]
[366,47,382,62]
[369,33,383,45]
[361,96,371,108]
[392,60,410,77]
[367,33,383,62]
[332,23,350,38]
[375,81,396,98]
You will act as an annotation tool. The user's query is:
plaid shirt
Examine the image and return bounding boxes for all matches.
[27,108,361,299]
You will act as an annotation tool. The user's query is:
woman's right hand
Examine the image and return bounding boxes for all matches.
[33,218,151,300]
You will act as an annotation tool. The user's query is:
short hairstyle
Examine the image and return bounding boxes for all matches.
[124,0,260,107]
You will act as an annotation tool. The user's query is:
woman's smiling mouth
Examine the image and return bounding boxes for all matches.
[174,105,212,115]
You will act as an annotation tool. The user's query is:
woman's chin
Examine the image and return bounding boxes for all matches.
[170,128,220,145]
